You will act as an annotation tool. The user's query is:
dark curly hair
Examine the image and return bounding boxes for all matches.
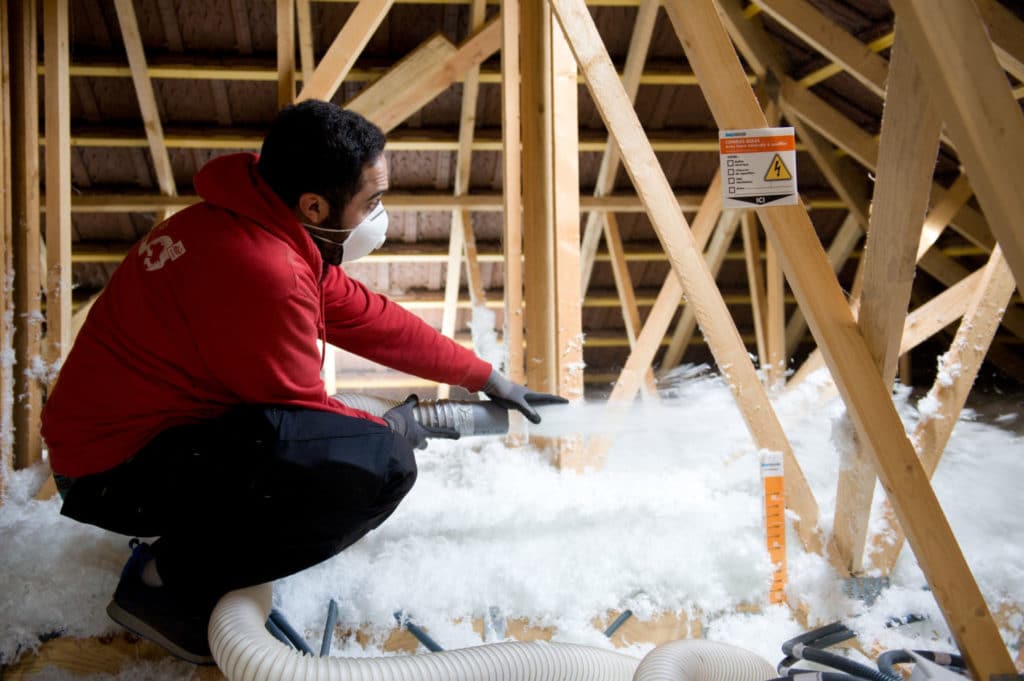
[257,101,386,210]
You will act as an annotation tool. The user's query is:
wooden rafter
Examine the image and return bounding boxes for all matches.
[973,0,1024,85]
[617,178,720,389]
[297,0,395,102]
[781,81,992,250]
[741,213,768,369]
[577,0,659,398]
[764,240,785,387]
[660,211,743,373]
[44,0,72,375]
[549,0,821,553]
[501,0,524,392]
[668,1,1013,675]
[277,0,296,106]
[440,0,489,399]
[53,58,751,88]
[59,191,846,214]
[296,0,315,84]
[578,0,658,290]
[798,31,893,89]
[830,25,942,576]
[112,0,178,223]
[1,0,11,495]
[345,19,501,133]
[789,266,985,390]
[755,0,887,98]
[784,213,862,356]
[9,0,44,471]
[869,248,1018,574]
[917,173,973,261]
[654,174,721,373]
[521,0,555,392]
[551,15,582,403]
[56,127,777,152]
[892,0,1024,298]
[604,212,657,399]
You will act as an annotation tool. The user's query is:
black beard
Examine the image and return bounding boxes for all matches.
[314,236,345,267]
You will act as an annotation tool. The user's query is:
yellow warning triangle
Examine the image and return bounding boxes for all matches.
[764,153,793,181]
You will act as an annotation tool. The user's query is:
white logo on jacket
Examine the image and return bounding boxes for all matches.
[139,231,186,271]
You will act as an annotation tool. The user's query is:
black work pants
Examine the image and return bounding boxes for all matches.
[59,406,417,603]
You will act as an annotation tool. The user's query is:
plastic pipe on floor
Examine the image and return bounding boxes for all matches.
[209,584,777,681]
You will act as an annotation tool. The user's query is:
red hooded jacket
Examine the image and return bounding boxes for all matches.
[42,153,492,477]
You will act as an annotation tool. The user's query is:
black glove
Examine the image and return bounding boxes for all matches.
[481,370,568,424]
[383,395,459,450]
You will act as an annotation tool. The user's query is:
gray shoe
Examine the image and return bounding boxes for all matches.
[106,540,216,665]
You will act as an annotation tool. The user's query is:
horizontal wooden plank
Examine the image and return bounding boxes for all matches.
[52,192,846,213]
[51,126,745,152]
[45,59,752,85]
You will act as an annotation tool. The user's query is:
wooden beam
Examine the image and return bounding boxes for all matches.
[296,0,315,84]
[550,16,585,468]
[661,212,743,373]
[782,79,993,259]
[899,270,983,357]
[892,0,1024,298]
[669,2,1014,675]
[784,213,862,356]
[869,249,1018,575]
[297,0,393,102]
[798,31,893,89]
[55,125,794,153]
[52,56,746,88]
[765,239,785,388]
[521,0,555,393]
[741,213,769,369]
[715,0,788,80]
[276,0,296,106]
[657,173,722,375]
[831,25,942,576]
[9,0,45,471]
[579,0,658,398]
[973,0,1024,85]
[605,212,658,398]
[917,173,973,261]
[1,0,12,492]
[789,118,870,229]
[44,0,72,374]
[440,0,489,398]
[782,80,994,253]
[646,176,721,378]
[550,0,821,553]
[787,266,983,389]
[228,0,254,54]
[60,190,843,214]
[345,19,501,133]
[112,0,178,223]
[579,0,658,291]
[454,2,488,311]
[755,0,887,98]
[501,0,525,392]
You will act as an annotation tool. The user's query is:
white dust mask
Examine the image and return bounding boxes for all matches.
[304,204,389,265]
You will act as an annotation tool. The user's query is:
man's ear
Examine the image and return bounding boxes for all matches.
[296,192,330,225]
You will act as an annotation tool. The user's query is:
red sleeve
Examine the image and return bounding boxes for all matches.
[322,266,493,391]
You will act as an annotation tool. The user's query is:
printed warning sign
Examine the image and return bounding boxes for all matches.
[719,127,798,209]
[764,154,793,181]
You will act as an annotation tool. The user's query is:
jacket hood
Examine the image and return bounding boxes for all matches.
[194,152,322,273]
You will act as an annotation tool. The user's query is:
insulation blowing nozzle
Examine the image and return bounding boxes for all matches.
[332,393,510,438]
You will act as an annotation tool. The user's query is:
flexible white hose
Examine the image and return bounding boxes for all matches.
[631,639,777,681]
[210,583,640,681]
[210,584,777,681]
